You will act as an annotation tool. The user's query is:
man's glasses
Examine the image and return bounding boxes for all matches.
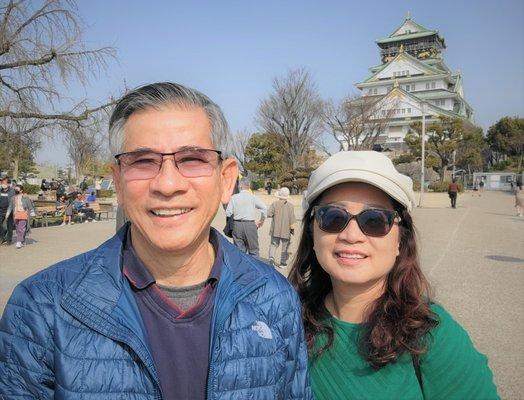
[311,205,400,237]
[114,148,222,180]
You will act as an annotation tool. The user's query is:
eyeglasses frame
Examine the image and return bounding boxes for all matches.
[114,148,223,179]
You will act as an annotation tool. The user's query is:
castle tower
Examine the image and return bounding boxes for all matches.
[353,16,473,151]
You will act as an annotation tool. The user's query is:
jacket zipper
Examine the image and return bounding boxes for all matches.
[206,277,268,399]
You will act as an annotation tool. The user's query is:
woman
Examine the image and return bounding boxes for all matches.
[289,151,498,399]
[6,185,35,249]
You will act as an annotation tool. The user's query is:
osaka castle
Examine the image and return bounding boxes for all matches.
[354,15,473,151]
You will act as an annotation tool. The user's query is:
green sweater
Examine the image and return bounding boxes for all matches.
[309,304,499,400]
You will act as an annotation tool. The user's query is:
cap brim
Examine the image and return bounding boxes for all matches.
[307,170,415,211]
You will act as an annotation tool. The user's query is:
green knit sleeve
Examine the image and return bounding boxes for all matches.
[421,304,499,400]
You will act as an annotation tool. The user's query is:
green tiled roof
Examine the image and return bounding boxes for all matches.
[377,31,437,44]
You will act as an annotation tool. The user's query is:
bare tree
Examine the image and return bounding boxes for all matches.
[0,117,50,178]
[256,68,324,170]
[231,129,251,176]
[323,95,396,151]
[61,116,106,180]
[0,0,116,122]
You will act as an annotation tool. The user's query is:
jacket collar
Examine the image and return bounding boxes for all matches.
[61,223,267,322]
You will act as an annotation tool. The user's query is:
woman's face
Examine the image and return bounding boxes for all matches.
[313,182,401,291]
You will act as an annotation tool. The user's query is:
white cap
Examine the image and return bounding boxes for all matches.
[305,151,416,211]
[277,187,290,199]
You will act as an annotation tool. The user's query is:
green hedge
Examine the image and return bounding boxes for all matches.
[250,180,264,191]
[22,184,40,194]
[98,189,113,198]
[428,181,464,193]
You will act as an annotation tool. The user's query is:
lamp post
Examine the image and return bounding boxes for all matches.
[419,102,426,207]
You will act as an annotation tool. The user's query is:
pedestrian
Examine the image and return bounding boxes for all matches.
[95,176,102,197]
[0,82,311,399]
[6,184,36,249]
[40,178,49,197]
[288,151,498,399]
[265,180,273,195]
[479,178,485,195]
[0,176,15,245]
[226,177,267,256]
[448,178,460,208]
[268,187,296,269]
[79,176,89,193]
[55,180,66,201]
[515,185,523,217]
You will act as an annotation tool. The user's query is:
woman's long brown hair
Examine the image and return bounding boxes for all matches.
[288,198,438,368]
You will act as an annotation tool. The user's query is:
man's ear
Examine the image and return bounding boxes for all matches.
[111,164,124,207]
[220,158,239,205]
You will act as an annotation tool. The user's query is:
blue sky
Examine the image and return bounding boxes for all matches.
[38,0,524,166]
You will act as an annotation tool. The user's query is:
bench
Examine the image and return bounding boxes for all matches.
[75,202,115,222]
[32,205,60,227]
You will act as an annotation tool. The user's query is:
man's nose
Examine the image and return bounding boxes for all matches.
[150,157,190,195]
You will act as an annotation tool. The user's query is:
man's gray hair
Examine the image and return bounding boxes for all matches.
[108,82,233,157]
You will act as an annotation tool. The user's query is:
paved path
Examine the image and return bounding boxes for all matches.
[1,191,522,398]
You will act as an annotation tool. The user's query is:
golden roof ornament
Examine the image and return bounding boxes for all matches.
[399,44,404,53]
[393,79,399,88]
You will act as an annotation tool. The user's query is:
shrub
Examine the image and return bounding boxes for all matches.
[392,153,416,165]
[428,181,463,193]
[98,189,113,198]
[22,184,40,194]
[250,180,263,191]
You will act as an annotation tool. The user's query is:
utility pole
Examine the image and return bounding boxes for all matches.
[452,149,456,179]
[419,102,426,207]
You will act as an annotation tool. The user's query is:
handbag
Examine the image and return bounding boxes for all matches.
[223,216,234,238]
[14,210,29,220]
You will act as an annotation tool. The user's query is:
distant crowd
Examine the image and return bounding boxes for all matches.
[0,175,106,249]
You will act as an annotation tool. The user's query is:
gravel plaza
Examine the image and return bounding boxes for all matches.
[1,190,522,399]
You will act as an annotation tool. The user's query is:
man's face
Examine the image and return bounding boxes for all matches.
[0,179,7,190]
[112,105,238,254]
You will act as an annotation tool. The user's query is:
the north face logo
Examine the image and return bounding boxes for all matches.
[251,321,273,339]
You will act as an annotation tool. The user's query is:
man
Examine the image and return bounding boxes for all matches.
[268,187,296,268]
[448,178,460,209]
[79,176,89,193]
[0,176,15,245]
[0,82,311,399]
[225,178,267,256]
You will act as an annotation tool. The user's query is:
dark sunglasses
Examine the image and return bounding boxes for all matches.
[311,205,400,237]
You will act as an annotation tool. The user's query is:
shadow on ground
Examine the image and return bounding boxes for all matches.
[485,255,524,263]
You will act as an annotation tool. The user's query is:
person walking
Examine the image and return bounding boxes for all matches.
[448,178,460,208]
[515,185,523,217]
[0,176,15,245]
[289,151,498,399]
[268,187,296,268]
[479,178,485,196]
[6,185,35,249]
[226,178,267,256]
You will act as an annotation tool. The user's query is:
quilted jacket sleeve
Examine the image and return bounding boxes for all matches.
[0,282,55,398]
[283,288,312,400]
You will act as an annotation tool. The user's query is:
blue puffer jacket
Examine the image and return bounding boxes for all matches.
[0,227,312,399]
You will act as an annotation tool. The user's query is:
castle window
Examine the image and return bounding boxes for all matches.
[426,82,430,90]
[431,82,436,89]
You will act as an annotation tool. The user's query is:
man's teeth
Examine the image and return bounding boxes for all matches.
[152,208,191,216]
[338,253,366,259]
